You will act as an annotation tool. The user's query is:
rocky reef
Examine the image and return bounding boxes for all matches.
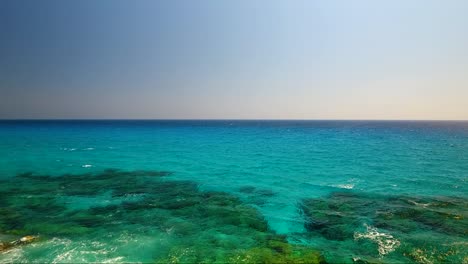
[300,191,467,263]
[0,235,39,253]
[0,169,325,263]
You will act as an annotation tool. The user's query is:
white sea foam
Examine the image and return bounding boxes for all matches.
[47,238,122,264]
[407,199,430,208]
[82,164,93,168]
[0,247,24,263]
[335,184,354,189]
[61,148,77,151]
[354,224,400,256]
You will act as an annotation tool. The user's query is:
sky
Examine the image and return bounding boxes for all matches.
[0,0,467,120]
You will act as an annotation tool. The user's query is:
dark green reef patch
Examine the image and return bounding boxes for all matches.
[300,191,468,263]
[0,169,325,263]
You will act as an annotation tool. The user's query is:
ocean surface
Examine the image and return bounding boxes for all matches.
[0,120,467,263]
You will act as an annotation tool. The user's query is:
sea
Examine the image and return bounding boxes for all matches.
[0,120,466,263]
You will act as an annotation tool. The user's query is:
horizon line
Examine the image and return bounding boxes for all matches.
[1,118,467,122]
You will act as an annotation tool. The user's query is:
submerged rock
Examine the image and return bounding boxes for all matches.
[239,186,256,194]
[228,241,326,264]
[0,169,325,263]
[300,191,467,263]
[0,235,39,252]
[14,235,38,245]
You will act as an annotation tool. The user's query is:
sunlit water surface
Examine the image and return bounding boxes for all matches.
[0,120,467,263]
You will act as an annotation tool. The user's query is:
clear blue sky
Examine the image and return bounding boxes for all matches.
[1,0,467,119]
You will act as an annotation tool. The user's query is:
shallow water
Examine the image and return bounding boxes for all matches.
[0,120,467,263]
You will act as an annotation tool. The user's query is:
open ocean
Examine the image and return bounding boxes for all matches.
[0,120,467,263]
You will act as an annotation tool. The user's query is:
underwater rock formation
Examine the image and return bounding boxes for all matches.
[300,191,467,263]
[0,169,325,263]
[0,235,39,252]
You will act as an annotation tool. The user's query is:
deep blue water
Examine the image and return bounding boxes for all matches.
[0,120,467,263]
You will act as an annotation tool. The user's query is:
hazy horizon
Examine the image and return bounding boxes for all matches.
[1,118,468,122]
[1,0,467,120]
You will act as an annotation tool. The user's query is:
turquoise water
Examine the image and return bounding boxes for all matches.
[0,120,467,263]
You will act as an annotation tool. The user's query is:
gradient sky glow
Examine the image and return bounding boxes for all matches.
[1,0,467,119]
